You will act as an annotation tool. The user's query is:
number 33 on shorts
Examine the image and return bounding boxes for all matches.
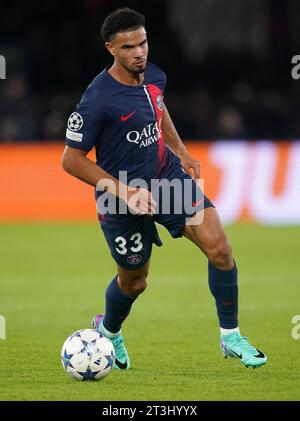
[115,233,143,255]
[100,216,162,269]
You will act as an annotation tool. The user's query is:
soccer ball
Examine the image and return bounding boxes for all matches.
[61,329,115,381]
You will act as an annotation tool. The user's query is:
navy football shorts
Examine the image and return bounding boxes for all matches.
[98,161,214,270]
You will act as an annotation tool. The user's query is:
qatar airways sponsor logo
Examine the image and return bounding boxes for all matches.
[126,121,161,148]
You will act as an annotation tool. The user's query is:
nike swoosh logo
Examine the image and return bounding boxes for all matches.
[254,349,266,359]
[222,300,236,306]
[230,350,243,359]
[121,111,136,122]
[192,198,204,207]
[114,359,128,369]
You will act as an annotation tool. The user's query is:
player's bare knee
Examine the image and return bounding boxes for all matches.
[132,276,148,295]
[124,275,147,296]
[207,237,233,269]
[120,273,148,296]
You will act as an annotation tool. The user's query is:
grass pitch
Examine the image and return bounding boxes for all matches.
[0,222,299,401]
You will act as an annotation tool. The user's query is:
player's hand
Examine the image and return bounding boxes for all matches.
[126,187,157,216]
[179,151,200,179]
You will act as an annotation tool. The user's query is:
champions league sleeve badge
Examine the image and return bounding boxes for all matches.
[66,112,84,142]
[67,112,84,132]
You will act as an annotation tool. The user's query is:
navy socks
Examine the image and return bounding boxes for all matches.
[208,261,238,329]
[103,276,137,333]
[103,263,238,333]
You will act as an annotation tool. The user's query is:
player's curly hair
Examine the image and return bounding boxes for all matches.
[101,8,145,42]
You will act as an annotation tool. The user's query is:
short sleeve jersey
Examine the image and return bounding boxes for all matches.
[65,62,179,183]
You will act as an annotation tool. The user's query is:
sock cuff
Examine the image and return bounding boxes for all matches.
[101,321,121,338]
[208,260,237,276]
[111,276,138,302]
[220,327,240,335]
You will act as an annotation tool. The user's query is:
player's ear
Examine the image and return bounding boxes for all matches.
[105,42,115,56]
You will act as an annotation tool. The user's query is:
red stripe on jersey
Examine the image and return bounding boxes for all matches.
[146,84,167,173]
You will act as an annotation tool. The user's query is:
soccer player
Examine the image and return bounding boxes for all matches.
[62,8,267,370]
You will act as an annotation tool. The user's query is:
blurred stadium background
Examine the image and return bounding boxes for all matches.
[2,0,300,141]
[1,0,300,401]
[1,0,300,223]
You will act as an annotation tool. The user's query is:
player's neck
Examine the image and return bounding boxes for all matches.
[108,63,144,86]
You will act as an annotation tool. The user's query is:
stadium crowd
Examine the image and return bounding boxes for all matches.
[1,0,300,141]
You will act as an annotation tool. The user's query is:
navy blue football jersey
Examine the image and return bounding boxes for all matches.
[65,62,179,183]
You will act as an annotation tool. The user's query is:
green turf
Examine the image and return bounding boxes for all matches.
[0,222,299,401]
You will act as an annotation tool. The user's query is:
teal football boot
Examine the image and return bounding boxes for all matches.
[91,314,130,370]
[220,332,267,368]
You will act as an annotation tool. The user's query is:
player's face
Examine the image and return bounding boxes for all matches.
[106,27,148,74]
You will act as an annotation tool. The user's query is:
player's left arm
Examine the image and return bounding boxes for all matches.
[161,106,200,179]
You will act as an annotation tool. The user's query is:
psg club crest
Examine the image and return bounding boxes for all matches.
[127,254,142,265]
[68,112,84,132]
[156,95,164,111]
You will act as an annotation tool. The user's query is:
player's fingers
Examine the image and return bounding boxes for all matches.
[150,199,157,211]
[149,204,156,215]
[147,200,156,215]
[134,203,148,215]
[135,191,156,215]
[184,165,194,178]
[128,193,148,213]
[138,201,152,215]
[136,205,155,216]
[139,200,155,215]
[194,161,200,179]
[147,191,157,208]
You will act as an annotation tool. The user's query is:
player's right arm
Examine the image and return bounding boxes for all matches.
[62,145,122,191]
[62,144,158,217]
[62,146,156,215]
[63,85,156,215]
